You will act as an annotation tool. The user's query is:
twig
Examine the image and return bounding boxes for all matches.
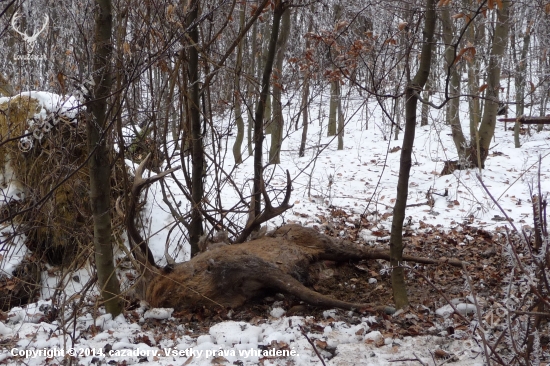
[461,262,493,366]
[298,325,327,366]
[406,201,428,208]
[402,264,505,365]
[389,353,427,365]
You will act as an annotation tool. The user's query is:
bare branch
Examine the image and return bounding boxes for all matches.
[235,170,293,243]
[126,153,180,269]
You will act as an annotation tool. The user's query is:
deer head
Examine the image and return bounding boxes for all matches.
[11,12,49,54]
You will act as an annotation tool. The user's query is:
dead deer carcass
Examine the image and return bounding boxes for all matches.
[127,155,462,313]
[147,224,390,311]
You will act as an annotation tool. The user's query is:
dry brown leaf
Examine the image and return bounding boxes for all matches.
[335,21,349,31]
[315,339,328,349]
[434,349,451,359]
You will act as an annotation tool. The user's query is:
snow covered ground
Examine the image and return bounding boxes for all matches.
[1,89,549,365]
[1,300,487,366]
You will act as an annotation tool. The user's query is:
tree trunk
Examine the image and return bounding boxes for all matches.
[299,10,313,158]
[393,98,400,140]
[299,80,309,157]
[251,1,285,224]
[187,0,203,255]
[420,75,432,126]
[247,3,259,157]
[261,14,273,135]
[88,0,122,316]
[390,0,436,310]
[441,4,466,158]
[513,11,531,148]
[233,3,246,164]
[327,3,342,138]
[328,80,339,136]
[269,7,291,164]
[475,0,510,167]
[337,87,344,150]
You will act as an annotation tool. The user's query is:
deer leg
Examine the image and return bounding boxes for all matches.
[260,266,395,314]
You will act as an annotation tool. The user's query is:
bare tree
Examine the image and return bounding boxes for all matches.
[472,0,511,167]
[87,0,122,316]
[389,0,436,309]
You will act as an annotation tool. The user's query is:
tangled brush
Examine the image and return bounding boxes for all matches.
[0,93,126,267]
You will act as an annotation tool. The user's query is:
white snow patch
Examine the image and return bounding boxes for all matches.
[270,307,286,318]
[144,308,174,320]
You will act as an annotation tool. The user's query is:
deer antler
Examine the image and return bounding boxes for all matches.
[235,170,293,243]
[126,153,180,270]
[11,13,26,38]
[11,13,49,54]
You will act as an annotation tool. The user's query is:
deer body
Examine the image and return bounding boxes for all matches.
[145,224,395,312]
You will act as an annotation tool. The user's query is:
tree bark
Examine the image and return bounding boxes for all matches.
[232,3,246,164]
[327,3,342,138]
[513,10,531,148]
[389,0,436,310]
[251,1,284,225]
[269,7,291,164]
[475,0,510,167]
[298,10,313,158]
[328,80,339,136]
[88,0,122,316]
[465,23,482,159]
[187,0,204,255]
[441,4,466,157]
[247,1,260,157]
[337,87,344,150]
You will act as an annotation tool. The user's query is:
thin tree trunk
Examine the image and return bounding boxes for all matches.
[475,0,510,167]
[390,0,436,310]
[420,77,432,126]
[328,80,338,136]
[187,0,203,255]
[298,11,313,158]
[247,2,259,157]
[393,98,400,140]
[464,0,482,149]
[88,0,122,316]
[514,14,531,148]
[251,1,285,225]
[261,14,273,135]
[327,4,342,138]
[337,87,344,150]
[269,7,291,164]
[233,3,246,164]
[299,80,309,157]
[441,4,466,157]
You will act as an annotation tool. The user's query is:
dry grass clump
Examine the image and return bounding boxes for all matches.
[1,95,126,267]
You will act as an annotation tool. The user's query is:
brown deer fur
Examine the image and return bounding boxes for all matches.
[145,224,465,313]
[146,224,392,312]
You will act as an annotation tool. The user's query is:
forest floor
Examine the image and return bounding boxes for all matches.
[1,212,526,366]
